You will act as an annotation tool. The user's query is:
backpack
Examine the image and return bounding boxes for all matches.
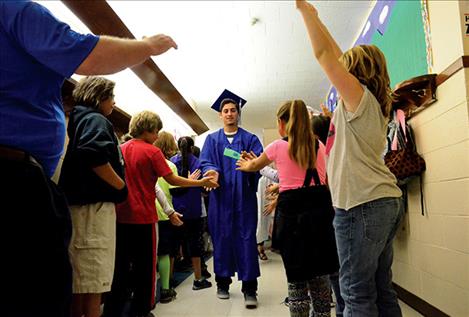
[385,109,426,214]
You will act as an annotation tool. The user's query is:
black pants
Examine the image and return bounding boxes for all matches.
[0,150,72,317]
[103,223,157,317]
[215,275,258,294]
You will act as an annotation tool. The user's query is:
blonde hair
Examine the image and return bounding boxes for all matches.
[73,76,115,109]
[339,45,393,117]
[129,110,163,137]
[277,100,316,170]
[155,131,178,159]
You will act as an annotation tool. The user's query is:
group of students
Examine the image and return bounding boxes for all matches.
[58,76,218,317]
[1,1,405,317]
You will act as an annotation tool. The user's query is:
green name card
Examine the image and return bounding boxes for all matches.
[223,148,241,160]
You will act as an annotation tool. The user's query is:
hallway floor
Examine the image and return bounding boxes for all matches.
[152,251,423,317]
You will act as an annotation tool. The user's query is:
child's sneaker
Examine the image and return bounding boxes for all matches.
[159,288,176,303]
[192,279,212,290]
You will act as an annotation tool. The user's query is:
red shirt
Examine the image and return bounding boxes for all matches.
[116,139,172,224]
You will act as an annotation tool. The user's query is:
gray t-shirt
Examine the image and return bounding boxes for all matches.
[326,86,402,210]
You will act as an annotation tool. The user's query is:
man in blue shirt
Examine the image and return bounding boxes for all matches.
[0,2,177,316]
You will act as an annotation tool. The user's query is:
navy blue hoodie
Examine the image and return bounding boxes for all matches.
[59,105,127,205]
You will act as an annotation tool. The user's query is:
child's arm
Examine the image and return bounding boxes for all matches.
[92,163,125,189]
[163,172,218,189]
[296,0,363,113]
[236,152,272,173]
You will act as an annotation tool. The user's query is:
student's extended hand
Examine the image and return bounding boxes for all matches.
[202,170,219,191]
[241,150,258,160]
[143,34,178,55]
[235,157,251,172]
[169,211,184,226]
[189,169,201,180]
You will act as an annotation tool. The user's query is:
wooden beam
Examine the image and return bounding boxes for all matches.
[61,0,208,135]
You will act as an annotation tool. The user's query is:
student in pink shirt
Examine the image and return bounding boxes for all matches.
[237,100,338,317]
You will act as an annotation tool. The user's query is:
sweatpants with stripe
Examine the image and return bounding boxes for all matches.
[104,223,158,317]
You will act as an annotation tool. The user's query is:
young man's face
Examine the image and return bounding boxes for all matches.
[219,103,239,127]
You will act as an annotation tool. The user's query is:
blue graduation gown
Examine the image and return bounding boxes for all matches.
[200,128,263,281]
[170,154,202,219]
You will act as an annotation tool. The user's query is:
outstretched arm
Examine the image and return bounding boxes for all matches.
[76,34,177,75]
[296,0,363,112]
[236,152,272,173]
[163,172,218,189]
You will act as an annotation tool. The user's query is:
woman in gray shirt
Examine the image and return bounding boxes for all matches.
[296,1,404,316]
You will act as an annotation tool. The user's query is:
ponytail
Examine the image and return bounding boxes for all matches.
[177,136,194,178]
[277,100,316,170]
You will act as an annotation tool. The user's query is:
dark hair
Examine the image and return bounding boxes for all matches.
[177,136,194,178]
[311,115,331,145]
[220,98,239,112]
[191,145,201,158]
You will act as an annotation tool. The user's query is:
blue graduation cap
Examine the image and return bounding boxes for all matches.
[211,89,247,112]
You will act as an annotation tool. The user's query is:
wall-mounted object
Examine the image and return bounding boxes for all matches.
[392,73,437,118]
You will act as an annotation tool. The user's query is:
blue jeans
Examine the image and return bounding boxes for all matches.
[333,197,404,317]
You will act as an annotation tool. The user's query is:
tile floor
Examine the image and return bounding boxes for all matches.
[152,251,423,317]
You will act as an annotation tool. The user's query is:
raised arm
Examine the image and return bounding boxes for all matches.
[76,34,177,75]
[296,0,363,112]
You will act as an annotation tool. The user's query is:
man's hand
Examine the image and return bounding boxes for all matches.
[203,170,219,191]
[143,34,178,55]
[169,212,183,226]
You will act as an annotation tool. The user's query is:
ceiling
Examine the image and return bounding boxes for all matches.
[40,1,374,136]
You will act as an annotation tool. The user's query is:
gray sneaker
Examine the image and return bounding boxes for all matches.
[217,288,230,299]
[244,293,258,309]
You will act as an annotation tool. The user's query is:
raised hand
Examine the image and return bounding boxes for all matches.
[143,34,178,55]
[189,169,201,180]
[320,103,333,118]
[296,0,318,15]
[235,157,250,172]
[241,150,258,161]
[169,211,184,226]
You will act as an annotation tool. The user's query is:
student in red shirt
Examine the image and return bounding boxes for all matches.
[103,110,218,317]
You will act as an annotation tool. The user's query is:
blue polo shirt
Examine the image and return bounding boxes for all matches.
[0,1,99,177]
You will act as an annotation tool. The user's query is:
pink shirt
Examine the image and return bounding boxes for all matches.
[264,139,327,192]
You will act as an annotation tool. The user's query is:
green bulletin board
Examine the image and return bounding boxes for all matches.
[371,1,429,88]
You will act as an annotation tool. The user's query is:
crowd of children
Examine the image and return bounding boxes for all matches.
[1,1,406,317]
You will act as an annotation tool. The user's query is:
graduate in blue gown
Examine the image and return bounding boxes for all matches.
[200,90,263,308]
